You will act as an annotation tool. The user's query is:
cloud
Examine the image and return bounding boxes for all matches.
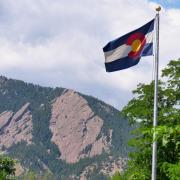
[0,0,179,109]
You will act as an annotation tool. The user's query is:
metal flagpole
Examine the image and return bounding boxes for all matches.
[151,6,161,180]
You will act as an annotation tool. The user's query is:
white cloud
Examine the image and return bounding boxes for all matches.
[0,0,179,109]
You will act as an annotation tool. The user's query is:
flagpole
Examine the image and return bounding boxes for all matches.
[151,6,161,180]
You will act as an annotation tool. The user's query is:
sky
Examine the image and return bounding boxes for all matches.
[0,0,179,109]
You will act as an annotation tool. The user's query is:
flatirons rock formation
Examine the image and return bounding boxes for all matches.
[50,89,110,163]
[0,103,32,149]
[0,76,130,179]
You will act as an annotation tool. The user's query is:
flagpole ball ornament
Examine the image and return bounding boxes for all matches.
[155,6,161,12]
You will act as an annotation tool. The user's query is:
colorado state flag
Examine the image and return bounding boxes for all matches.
[103,19,155,72]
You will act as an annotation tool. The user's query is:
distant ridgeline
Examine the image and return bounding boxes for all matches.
[0,76,131,180]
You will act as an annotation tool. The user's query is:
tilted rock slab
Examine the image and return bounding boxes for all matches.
[0,111,13,129]
[50,90,110,163]
[0,103,33,149]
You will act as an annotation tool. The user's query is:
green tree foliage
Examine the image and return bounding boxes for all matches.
[110,171,122,180]
[19,171,55,180]
[0,155,16,180]
[116,59,180,180]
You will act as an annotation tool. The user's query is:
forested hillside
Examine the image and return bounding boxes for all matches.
[0,76,131,180]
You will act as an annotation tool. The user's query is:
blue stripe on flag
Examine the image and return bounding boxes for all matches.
[141,43,153,56]
[105,56,140,72]
[103,19,154,52]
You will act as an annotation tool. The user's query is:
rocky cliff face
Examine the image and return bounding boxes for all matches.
[0,76,131,179]
[0,87,113,164]
[50,89,110,163]
[0,103,32,149]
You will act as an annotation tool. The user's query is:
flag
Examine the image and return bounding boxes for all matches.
[103,19,155,72]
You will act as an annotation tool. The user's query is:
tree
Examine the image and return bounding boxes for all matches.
[110,171,122,180]
[0,155,16,180]
[115,59,180,180]
[20,171,55,180]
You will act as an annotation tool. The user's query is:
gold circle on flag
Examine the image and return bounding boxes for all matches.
[131,40,142,52]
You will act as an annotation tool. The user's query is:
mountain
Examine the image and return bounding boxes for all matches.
[0,76,131,180]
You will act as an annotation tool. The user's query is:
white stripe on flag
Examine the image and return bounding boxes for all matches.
[145,31,153,44]
[104,31,153,63]
[104,44,131,63]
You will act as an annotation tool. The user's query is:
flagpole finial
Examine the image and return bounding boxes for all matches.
[155,6,161,12]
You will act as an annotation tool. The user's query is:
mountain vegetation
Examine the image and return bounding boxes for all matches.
[0,155,16,180]
[0,75,131,179]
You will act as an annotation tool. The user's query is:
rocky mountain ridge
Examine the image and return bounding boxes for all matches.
[50,89,111,163]
[0,76,131,180]
[0,103,32,149]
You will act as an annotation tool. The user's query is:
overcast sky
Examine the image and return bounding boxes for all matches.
[0,0,179,109]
